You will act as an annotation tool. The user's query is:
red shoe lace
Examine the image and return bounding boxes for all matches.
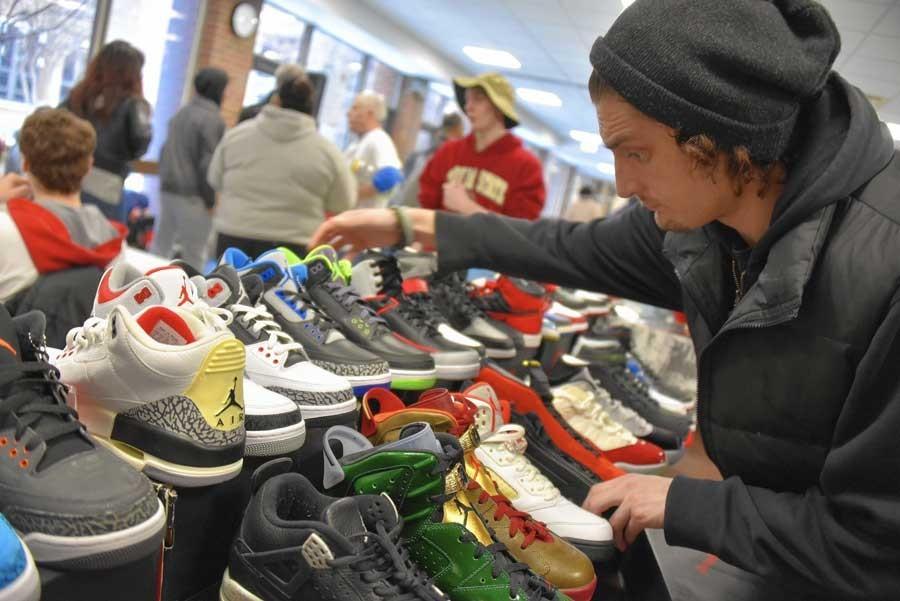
[466,481,552,549]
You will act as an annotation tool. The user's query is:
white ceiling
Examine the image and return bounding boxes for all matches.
[363,0,900,172]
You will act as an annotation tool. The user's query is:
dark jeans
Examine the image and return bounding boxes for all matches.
[215,232,307,262]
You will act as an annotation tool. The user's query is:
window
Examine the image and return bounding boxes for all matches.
[306,29,364,149]
[243,69,276,107]
[254,3,305,64]
[422,87,453,128]
[0,0,98,144]
[105,0,203,161]
[363,58,401,109]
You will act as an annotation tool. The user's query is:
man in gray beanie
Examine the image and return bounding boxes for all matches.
[309,2,900,597]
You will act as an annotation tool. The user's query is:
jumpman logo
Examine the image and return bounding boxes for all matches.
[177,276,194,306]
[215,378,243,416]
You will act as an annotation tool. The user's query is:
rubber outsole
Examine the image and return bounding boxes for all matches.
[0,542,40,601]
[614,460,667,474]
[293,395,359,420]
[483,346,517,359]
[220,568,263,601]
[565,537,616,562]
[561,574,597,601]
[94,435,243,487]
[663,446,686,465]
[245,420,306,457]
[433,362,483,381]
[390,369,437,391]
[22,499,165,570]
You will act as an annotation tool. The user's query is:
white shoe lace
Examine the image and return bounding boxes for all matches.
[65,317,108,351]
[482,424,560,502]
[567,387,637,445]
[231,303,304,357]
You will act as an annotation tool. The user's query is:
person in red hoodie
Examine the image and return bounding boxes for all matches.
[0,108,126,303]
[419,72,546,219]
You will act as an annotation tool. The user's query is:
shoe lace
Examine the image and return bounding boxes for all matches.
[324,279,387,329]
[231,304,306,357]
[469,282,510,314]
[431,273,484,326]
[0,356,82,454]
[401,294,442,338]
[275,285,336,337]
[66,317,107,350]
[428,444,557,601]
[464,476,552,550]
[482,425,559,502]
[333,520,446,600]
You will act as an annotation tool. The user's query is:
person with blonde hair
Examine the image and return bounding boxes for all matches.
[345,90,402,208]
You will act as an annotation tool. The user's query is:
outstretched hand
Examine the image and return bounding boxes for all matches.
[309,208,437,253]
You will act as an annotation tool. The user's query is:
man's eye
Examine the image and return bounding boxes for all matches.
[627,152,642,160]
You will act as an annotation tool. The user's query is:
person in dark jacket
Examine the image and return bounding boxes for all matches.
[309,1,900,599]
[65,40,152,222]
[152,67,229,270]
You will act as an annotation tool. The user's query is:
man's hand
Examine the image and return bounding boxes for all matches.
[582,474,673,551]
[0,173,32,204]
[442,182,487,215]
[308,208,437,253]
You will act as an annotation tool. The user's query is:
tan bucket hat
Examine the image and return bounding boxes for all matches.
[453,72,519,129]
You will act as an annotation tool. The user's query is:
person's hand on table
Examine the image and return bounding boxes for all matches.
[0,173,32,204]
[442,182,487,215]
[582,474,673,551]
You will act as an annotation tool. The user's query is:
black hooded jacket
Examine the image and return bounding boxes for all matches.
[159,68,228,207]
[435,74,900,599]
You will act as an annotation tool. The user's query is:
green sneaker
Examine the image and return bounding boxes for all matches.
[281,246,437,390]
[321,422,569,601]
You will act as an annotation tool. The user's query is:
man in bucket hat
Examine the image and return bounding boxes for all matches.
[311,2,900,596]
[418,72,546,219]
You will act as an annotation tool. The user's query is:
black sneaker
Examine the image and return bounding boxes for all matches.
[221,460,447,601]
[571,338,692,437]
[219,248,393,397]
[351,250,483,381]
[0,304,164,569]
[301,246,437,391]
[426,270,517,360]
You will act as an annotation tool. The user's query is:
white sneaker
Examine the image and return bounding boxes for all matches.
[94,262,307,456]
[197,265,357,426]
[56,304,245,487]
[551,383,639,451]
[462,382,614,562]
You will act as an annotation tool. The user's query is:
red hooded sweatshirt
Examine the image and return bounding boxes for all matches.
[418,133,545,219]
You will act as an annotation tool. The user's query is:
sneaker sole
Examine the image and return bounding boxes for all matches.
[0,542,40,601]
[22,499,165,570]
[93,435,243,487]
[293,395,359,420]
[245,420,307,457]
[434,361,482,380]
[614,460,667,474]
[565,537,616,562]
[484,346,517,359]
[663,446,686,464]
[521,332,542,349]
[389,369,437,390]
[344,372,392,395]
[220,568,263,601]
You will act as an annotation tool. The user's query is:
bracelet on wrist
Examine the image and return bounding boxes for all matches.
[390,206,414,248]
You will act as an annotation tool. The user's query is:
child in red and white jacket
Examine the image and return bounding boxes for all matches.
[0,108,125,302]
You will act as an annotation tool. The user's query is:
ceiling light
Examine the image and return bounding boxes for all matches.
[888,122,900,141]
[596,162,616,175]
[516,88,562,107]
[462,46,521,69]
[347,62,362,73]
[429,81,455,98]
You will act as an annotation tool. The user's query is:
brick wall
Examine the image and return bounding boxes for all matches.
[195,0,262,126]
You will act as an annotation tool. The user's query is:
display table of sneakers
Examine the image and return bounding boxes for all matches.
[2,246,712,601]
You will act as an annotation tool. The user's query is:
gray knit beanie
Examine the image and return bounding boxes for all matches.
[589,0,841,162]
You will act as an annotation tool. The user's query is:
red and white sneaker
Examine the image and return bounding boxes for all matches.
[469,276,550,351]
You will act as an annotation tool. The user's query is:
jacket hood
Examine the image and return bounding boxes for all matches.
[256,105,316,142]
[757,73,895,252]
[194,68,228,106]
[466,132,523,155]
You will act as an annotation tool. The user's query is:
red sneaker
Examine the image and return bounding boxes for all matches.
[470,276,550,349]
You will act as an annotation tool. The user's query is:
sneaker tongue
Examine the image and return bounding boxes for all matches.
[305,256,338,287]
[239,274,266,306]
[393,422,443,454]
[204,265,245,308]
[146,266,200,307]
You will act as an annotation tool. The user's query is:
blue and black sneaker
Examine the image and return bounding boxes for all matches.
[0,515,39,601]
[220,248,392,397]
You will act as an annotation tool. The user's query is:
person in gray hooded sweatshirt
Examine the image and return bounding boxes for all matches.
[209,71,355,260]
[153,67,229,270]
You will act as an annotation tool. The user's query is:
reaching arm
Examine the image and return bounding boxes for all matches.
[435,204,682,308]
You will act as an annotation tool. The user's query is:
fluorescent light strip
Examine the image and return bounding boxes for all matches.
[516,87,562,107]
[462,46,521,69]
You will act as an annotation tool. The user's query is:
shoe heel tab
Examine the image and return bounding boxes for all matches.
[251,457,293,494]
